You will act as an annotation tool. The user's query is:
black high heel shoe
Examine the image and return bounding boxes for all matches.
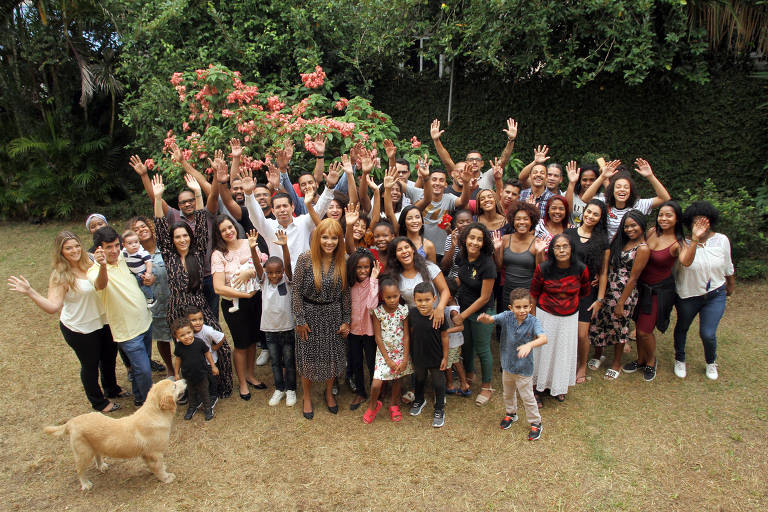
[325,395,338,414]
[248,381,267,390]
[303,402,314,420]
[240,391,251,401]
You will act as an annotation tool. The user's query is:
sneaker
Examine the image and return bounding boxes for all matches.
[147,298,156,310]
[227,305,240,313]
[209,395,219,409]
[674,360,687,379]
[178,390,188,405]
[432,409,445,428]
[401,391,415,404]
[705,363,718,380]
[184,406,197,420]
[622,360,642,373]
[346,377,357,394]
[269,390,286,406]
[528,422,542,441]
[409,400,427,416]
[150,359,166,372]
[643,361,657,382]
[204,408,214,421]
[256,349,269,366]
[500,414,518,429]
[285,390,297,407]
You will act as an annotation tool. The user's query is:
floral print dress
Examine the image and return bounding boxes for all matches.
[372,304,413,380]
[589,244,645,347]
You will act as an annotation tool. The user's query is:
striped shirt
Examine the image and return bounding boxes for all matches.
[122,247,151,276]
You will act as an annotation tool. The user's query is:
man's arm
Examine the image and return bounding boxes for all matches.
[129,155,169,216]
[496,117,518,169]
[93,248,108,290]
[517,145,550,188]
[430,119,455,172]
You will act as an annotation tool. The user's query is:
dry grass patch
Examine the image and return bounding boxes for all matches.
[1,221,767,511]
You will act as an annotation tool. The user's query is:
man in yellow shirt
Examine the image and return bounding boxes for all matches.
[88,226,153,406]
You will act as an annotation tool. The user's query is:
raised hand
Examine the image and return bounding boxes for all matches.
[93,247,107,266]
[430,119,444,141]
[239,167,255,195]
[503,118,518,140]
[491,230,503,251]
[151,174,165,197]
[566,160,580,183]
[460,165,475,191]
[229,138,242,158]
[602,159,622,180]
[344,202,360,226]
[691,217,710,241]
[246,229,260,249]
[265,160,280,190]
[309,134,326,156]
[634,158,653,178]
[370,260,381,280]
[183,173,201,193]
[360,149,374,174]
[383,166,397,189]
[284,139,294,161]
[533,237,548,254]
[417,153,432,180]
[275,145,291,170]
[533,145,550,164]
[303,187,315,206]
[340,154,355,175]
[7,275,32,295]
[365,173,379,190]
[324,161,342,188]
[129,155,147,176]
[490,157,504,180]
[274,229,288,246]
[349,142,365,168]
[170,143,184,163]
[383,139,396,160]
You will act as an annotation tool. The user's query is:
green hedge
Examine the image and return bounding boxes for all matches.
[372,69,768,198]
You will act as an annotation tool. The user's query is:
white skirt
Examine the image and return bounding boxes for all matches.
[532,308,578,396]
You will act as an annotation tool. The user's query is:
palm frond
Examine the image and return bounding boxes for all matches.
[688,0,768,55]
[7,137,50,158]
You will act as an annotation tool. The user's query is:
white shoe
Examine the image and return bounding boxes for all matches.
[256,349,269,366]
[674,360,687,379]
[228,305,240,313]
[268,390,286,406]
[705,363,718,380]
[285,390,297,407]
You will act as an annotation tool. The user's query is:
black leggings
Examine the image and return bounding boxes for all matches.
[59,323,121,411]
[348,334,376,398]
[414,366,446,412]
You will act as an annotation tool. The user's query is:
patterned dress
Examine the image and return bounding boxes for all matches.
[589,244,644,347]
[155,210,233,397]
[291,251,352,382]
[372,304,414,380]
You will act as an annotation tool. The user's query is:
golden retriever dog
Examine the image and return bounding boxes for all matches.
[45,378,187,490]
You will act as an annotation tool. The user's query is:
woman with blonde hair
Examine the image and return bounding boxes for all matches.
[291,218,351,419]
[8,231,126,412]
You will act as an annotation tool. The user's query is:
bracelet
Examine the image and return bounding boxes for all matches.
[596,298,604,303]
[315,155,325,159]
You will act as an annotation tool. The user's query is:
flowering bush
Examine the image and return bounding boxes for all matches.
[150,63,423,181]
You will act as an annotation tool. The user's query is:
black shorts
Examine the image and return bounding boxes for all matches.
[578,286,598,323]
[221,292,265,349]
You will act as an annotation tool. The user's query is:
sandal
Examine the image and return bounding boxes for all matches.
[389,405,402,422]
[587,355,606,370]
[362,400,383,424]
[101,402,120,413]
[445,387,459,395]
[475,387,494,406]
[554,394,566,402]
[604,368,621,380]
[535,393,544,409]
[458,387,473,397]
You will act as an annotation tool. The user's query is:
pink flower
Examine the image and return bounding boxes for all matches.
[292,97,311,117]
[304,134,319,156]
[222,109,235,118]
[267,95,286,112]
[198,152,208,160]
[195,69,208,80]
[182,149,193,160]
[334,97,349,111]
[162,132,176,153]
[170,72,184,86]
[205,167,213,175]
[410,136,421,149]
[182,122,190,132]
[300,65,326,89]
[144,159,155,170]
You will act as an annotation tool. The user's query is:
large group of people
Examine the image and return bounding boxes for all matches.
[8,118,735,440]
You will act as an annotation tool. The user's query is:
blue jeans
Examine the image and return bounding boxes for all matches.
[265,331,296,391]
[673,285,726,364]
[202,274,220,323]
[120,327,153,403]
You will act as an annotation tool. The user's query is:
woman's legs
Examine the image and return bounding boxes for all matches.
[325,378,336,408]
[698,288,727,364]
[301,376,313,414]
[389,378,402,407]
[60,323,112,411]
[461,324,476,384]
[636,330,656,367]
[576,321,590,382]
[610,343,625,372]
[673,295,703,363]
[233,347,250,396]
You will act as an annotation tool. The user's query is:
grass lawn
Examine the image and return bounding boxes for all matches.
[1,221,767,511]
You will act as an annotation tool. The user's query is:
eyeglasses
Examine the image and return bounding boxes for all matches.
[553,245,570,251]
[466,157,483,163]
[179,199,195,205]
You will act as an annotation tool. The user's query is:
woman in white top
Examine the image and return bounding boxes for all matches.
[8,231,124,412]
[386,237,450,321]
[673,201,735,381]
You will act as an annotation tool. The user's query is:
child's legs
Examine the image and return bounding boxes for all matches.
[188,378,208,408]
[231,297,240,310]
[208,367,218,397]
[363,336,376,387]
[265,332,285,391]
[413,366,427,404]
[514,374,541,424]
[469,313,495,385]
[369,379,383,409]
[388,378,402,406]
[347,334,368,398]
[430,368,446,412]
[281,331,297,391]
[453,360,469,389]
[502,371,518,415]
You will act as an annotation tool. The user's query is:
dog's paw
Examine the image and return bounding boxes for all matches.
[80,480,93,491]
[160,472,175,484]
[98,461,109,473]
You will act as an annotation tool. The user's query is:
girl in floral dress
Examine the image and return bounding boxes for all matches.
[589,210,650,380]
[364,278,413,423]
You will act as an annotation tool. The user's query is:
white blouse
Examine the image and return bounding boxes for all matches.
[674,233,734,299]
[60,278,107,334]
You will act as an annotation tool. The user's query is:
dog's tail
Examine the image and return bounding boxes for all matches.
[44,423,68,438]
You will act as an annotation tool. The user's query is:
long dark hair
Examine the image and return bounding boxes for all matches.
[609,209,646,268]
[580,199,609,243]
[386,236,432,284]
[170,221,201,291]
[212,215,238,255]
[458,222,494,260]
[540,233,583,278]
[346,248,375,285]
[398,205,425,237]
[655,200,684,244]
[574,164,599,195]
[606,170,638,208]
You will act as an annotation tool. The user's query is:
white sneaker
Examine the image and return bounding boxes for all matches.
[674,360,687,379]
[268,390,285,406]
[256,349,269,366]
[705,363,718,380]
[285,390,297,407]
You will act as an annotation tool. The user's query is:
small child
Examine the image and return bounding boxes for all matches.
[186,305,226,407]
[172,317,218,421]
[408,281,449,428]
[252,229,297,407]
[443,279,470,397]
[121,229,154,307]
[478,288,547,441]
[227,247,263,313]
[364,278,412,423]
